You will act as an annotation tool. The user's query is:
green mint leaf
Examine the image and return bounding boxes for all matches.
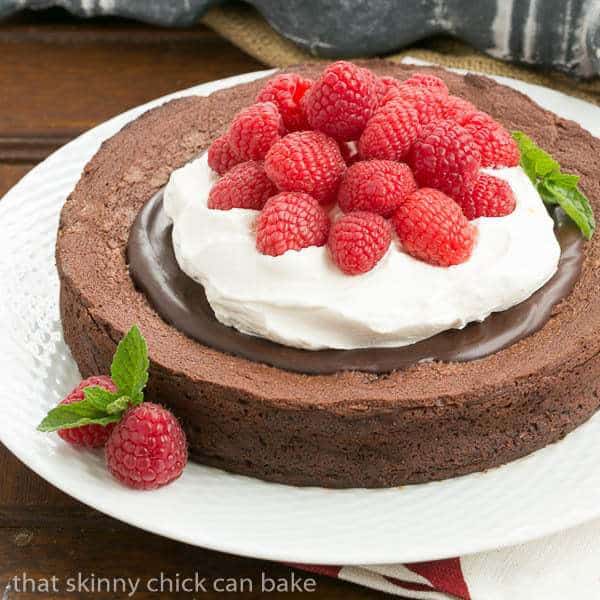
[83,386,119,411]
[38,326,150,435]
[110,325,149,406]
[512,131,559,180]
[37,399,121,432]
[541,180,596,240]
[546,172,580,189]
[106,395,132,415]
[512,130,595,239]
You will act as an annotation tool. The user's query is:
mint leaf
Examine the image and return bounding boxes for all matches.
[110,325,149,406]
[512,131,595,239]
[546,172,580,189]
[541,180,595,239]
[37,325,151,434]
[83,386,119,411]
[106,395,132,415]
[512,131,559,180]
[37,400,121,432]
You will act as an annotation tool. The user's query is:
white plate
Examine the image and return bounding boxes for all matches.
[1,68,600,566]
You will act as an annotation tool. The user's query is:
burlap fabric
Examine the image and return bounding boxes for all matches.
[203,4,600,105]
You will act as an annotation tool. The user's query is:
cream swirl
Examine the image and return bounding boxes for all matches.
[163,153,560,350]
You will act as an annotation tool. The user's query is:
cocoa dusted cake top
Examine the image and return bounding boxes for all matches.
[57,61,600,404]
[129,61,593,369]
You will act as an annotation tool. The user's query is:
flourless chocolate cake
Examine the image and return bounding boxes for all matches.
[56,62,600,487]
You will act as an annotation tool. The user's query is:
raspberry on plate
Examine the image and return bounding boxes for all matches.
[455,174,516,220]
[264,130,346,205]
[337,160,417,217]
[392,188,477,267]
[256,192,330,257]
[106,402,188,491]
[403,72,449,97]
[457,111,520,168]
[408,119,481,198]
[228,102,284,161]
[381,84,445,125]
[304,61,378,141]
[358,99,420,162]
[208,161,276,211]
[207,134,242,175]
[57,376,117,448]
[329,212,392,275]
[441,95,477,122]
[256,73,313,131]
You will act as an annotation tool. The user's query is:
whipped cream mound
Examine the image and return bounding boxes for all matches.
[164,153,561,351]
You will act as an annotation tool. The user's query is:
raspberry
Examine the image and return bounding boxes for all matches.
[457,111,520,168]
[337,160,417,217]
[57,376,117,448]
[375,75,402,104]
[403,73,449,97]
[408,119,481,198]
[264,131,346,204]
[358,99,420,162]
[256,192,330,256]
[106,402,188,490]
[441,95,477,122]
[329,212,392,275]
[455,174,516,220]
[304,61,378,141]
[256,73,313,131]
[207,135,242,175]
[392,188,477,266]
[228,102,284,161]
[208,161,276,211]
[381,85,444,125]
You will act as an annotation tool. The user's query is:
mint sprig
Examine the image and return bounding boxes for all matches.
[512,131,595,239]
[38,325,149,432]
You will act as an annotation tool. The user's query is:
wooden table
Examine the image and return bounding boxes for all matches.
[0,10,388,599]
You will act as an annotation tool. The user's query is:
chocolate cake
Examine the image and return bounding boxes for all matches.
[56,62,600,488]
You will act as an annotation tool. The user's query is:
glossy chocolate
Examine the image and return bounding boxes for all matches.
[128,191,583,374]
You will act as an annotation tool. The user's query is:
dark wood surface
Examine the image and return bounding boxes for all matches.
[0,10,389,600]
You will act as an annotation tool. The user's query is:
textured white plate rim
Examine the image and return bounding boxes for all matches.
[0,65,599,566]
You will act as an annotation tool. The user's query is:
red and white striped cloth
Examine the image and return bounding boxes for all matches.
[294,518,600,599]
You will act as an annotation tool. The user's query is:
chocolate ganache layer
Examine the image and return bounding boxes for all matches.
[128,192,583,374]
[57,61,600,487]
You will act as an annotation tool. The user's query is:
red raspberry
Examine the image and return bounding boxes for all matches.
[207,135,242,175]
[57,376,117,448]
[228,102,284,161]
[408,119,481,198]
[256,73,313,131]
[338,160,417,217]
[375,75,402,104]
[403,72,449,97]
[256,192,330,256]
[441,95,477,122]
[208,161,276,211]
[329,212,392,275]
[457,111,520,168]
[381,85,444,125]
[455,174,516,220]
[358,99,420,162]
[392,188,477,267]
[264,131,346,205]
[106,402,188,490]
[304,61,378,141]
